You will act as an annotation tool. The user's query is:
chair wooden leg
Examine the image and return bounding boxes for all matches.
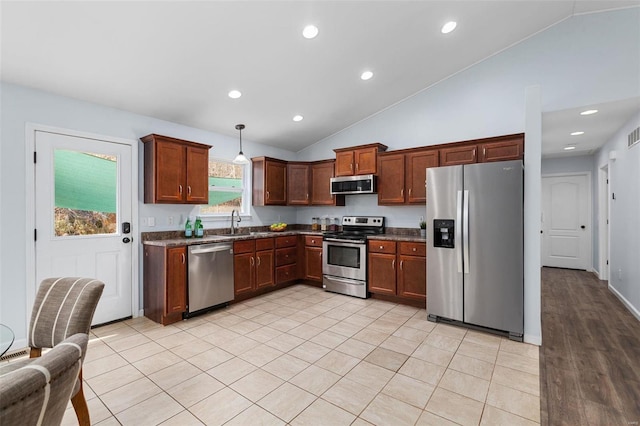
[71,368,91,426]
[29,347,42,358]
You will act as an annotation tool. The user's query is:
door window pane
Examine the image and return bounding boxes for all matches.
[54,150,117,236]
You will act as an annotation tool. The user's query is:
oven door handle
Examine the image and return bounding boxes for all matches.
[323,275,365,286]
[323,238,366,246]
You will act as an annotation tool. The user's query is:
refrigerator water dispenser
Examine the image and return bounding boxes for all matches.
[433,219,455,248]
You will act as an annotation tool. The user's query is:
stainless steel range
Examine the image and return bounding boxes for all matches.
[322,216,385,298]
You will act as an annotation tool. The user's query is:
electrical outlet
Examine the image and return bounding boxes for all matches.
[168,216,174,225]
[148,217,155,227]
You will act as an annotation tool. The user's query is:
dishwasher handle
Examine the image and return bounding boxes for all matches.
[189,244,232,254]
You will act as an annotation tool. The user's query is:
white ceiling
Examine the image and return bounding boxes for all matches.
[2,1,639,152]
[542,97,640,158]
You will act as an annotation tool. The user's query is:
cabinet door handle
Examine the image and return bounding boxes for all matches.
[350,163,353,171]
[401,188,404,197]
[306,193,309,199]
[379,245,384,249]
[400,260,404,270]
[187,186,192,195]
[257,256,261,266]
[473,148,477,159]
[181,253,185,264]
[355,163,359,172]
[266,191,270,199]
[413,247,417,252]
[392,259,396,269]
[311,239,315,244]
[250,256,255,266]
[179,184,183,194]
[408,188,411,197]
[483,147,486,157]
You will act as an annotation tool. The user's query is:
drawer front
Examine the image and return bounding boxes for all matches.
[399,242,426,257]
[255,237,274,251]
[275,247,297,266]
[275,235,297,248]
[368,240,396,254]
[305,235,323,247]
[233,239,255,254]
[276,264,297,284]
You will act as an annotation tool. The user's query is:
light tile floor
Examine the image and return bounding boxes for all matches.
[56,284,539,425]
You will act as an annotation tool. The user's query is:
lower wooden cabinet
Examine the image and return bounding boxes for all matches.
[143,245,187,325]
[397,242,427,300]
[233,238,275,297]
[368,240,426,302]
[275,236,298,284]
[304,235,323,282]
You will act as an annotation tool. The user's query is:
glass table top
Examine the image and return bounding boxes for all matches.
[0,324,15,357]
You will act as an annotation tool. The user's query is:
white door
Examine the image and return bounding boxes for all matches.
[541,174,590,270]
[35,130,133,325]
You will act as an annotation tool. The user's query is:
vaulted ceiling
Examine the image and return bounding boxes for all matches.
[2,1,638,151]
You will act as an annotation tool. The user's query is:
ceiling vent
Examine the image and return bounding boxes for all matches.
[629,126,640,149]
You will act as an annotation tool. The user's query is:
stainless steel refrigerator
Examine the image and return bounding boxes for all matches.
[426,160,523,341]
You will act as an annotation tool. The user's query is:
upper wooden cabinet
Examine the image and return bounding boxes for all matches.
[252,157,287,206]
[334,143,388,176]
[311,160,345,206]
[479,136,524,163]
[440,133,524,166]
[287,162,310,205]
[141,134,211,204]
[439,144,478,167]
[286,160,345,206]
[378,148,439,205]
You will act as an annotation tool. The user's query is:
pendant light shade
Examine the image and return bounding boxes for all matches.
[233,124,250,164]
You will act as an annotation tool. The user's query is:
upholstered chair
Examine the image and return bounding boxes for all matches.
[0,333,89,426]
[28,277,105,426]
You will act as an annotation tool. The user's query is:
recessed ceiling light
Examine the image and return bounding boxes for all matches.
[302,25,319,39]
[570,131,584,136]
[441,21,457,34]
[293,115,304,122]
[228,90,242,99]
[564,146,576,151]
[580,109,598,115]
[360,71,373,81]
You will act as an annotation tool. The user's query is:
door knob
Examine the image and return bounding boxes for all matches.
[122,237,131,243]
[581,225,586,229]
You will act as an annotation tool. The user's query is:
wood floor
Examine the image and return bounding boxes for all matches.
[540,267,640,426]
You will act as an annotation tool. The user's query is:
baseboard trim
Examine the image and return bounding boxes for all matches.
[524,333,542,346]
[608,284,640,321]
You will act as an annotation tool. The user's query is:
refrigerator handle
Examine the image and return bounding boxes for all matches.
[456,190,463,273]
[463,189,470,274]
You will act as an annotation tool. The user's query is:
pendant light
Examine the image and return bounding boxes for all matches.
[233,124,250,164]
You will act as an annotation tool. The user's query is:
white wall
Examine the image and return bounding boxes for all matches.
[2,8,639,345]
[594,111,640,319]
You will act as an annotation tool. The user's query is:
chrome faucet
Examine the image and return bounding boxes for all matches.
[230,209,241,234]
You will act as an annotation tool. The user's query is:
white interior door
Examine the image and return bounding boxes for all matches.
[35,130,133,325]
[541,174,590,270]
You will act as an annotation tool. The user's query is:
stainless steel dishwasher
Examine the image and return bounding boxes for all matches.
[187,242,234,315]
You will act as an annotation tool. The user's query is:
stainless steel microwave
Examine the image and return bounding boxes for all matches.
[330,174,376,195]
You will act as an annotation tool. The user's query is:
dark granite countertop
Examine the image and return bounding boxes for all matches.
[142,228,426,247]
